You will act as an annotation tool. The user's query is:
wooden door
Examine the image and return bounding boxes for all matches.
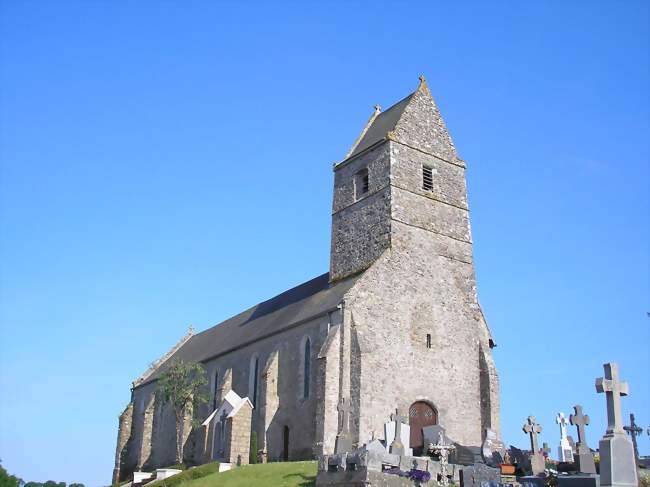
[409,401,437,455]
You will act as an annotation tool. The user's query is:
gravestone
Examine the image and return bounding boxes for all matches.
[459,464,500,487]
[569,405,596,474]
[557,412,575,463]
[567,435,577,454]
[365,439,387,453]
[423,424,475,465]
[596,362,638,487]
[557,474,601,487]
[424,424,452,447]
[429,431,456,487]
[389,409,406,455]
[481,428,507,467]
[522,415,545,475]
[384,410,412,456]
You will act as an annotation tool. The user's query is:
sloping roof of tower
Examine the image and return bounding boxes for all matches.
[346,93,414,158]
[134,272,358,388]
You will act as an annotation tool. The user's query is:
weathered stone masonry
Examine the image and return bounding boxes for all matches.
[113,77,499,480]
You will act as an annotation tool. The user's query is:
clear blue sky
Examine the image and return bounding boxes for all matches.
[1,1,648,485]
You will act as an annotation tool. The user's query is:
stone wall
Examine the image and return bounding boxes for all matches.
[330,143,392,282]
[112,401,134,483]
[224,403,253,465]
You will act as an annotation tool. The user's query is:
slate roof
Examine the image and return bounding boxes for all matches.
[137,272,358,388]
[347,93,414,158]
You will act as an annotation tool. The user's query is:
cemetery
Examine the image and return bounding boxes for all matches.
[118,361,646,487]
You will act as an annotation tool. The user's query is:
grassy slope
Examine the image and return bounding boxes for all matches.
[182,461,317,487]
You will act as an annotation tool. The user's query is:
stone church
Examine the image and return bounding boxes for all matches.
[112,77,500,481]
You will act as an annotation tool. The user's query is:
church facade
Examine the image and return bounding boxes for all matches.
[113,77,499,481]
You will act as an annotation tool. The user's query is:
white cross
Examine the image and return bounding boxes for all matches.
[595,362,629,435]
[556,412,569,440]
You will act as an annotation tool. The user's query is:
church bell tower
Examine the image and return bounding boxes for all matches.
[330,76,470,282]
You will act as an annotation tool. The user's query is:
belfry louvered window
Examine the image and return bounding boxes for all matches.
[355,168,369,200]
[422,165,433,191]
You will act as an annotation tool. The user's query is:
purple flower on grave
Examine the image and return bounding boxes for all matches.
[408,469,432,482]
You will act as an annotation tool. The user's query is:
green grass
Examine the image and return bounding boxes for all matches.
[146,462,221,487]
[181,461,317,487]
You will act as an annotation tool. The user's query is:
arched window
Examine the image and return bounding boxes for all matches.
[212,369,219,410]
[283,425,290,461]
[249,355,259,407]
[303,338,311,399]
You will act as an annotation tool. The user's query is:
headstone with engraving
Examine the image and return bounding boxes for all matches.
[557,412,575,463]
[569,405,596,474]
[596,362,638,487]
[481,428,507,467]
[522,415,545,475]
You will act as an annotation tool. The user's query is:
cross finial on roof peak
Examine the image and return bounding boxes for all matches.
[419,74,427,84]
[188,324,195,335]
[374,104,381,113]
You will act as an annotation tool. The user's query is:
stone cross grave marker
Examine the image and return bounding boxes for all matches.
[556,412,574,463]
[334,397,352,453]
[569,404,596,474]
[522,416,545,475]
[389,408,406,455]
[429,431,456,487]
[596,362,637,487]
[595,362,628,435]
[623,413,642,466]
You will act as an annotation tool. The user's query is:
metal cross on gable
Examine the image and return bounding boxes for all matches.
[624,413,642,465]
[569,405,590,449]
[596,362,629,435]
[523,416,542,453]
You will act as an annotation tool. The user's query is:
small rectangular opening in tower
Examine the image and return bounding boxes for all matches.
[426,334,432,349]
[422,166,433,191]
[355,168,369,200]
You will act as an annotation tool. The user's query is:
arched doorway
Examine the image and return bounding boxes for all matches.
[409,401,437,455]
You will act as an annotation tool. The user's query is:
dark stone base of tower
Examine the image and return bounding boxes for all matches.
[112,77,499,482]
